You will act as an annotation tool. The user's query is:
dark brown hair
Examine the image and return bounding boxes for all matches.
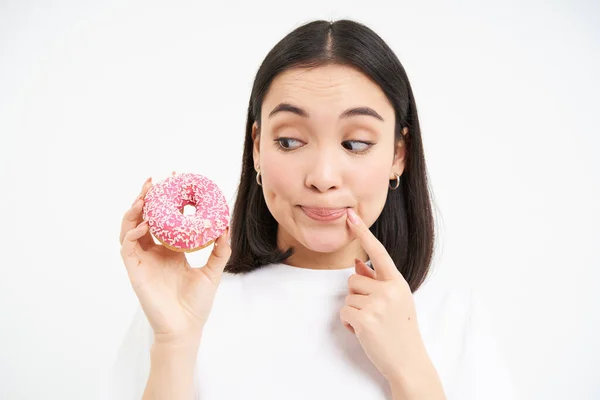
[225,19,436,293]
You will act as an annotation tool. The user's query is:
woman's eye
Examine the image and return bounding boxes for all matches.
[275,137,304,151]
[342,140,372,153]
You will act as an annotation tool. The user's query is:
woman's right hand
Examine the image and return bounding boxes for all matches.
[119,175,231,346]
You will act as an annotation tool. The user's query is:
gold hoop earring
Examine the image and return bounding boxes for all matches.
[389,173,400,190]
[256,170,262,186]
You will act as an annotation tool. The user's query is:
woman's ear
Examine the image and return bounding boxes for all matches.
[252,121,260,168]
[392,127,409,176]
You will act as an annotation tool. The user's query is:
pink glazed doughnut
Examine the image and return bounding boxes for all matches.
[142,172,230,253]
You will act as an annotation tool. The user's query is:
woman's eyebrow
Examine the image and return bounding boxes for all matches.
[268,102,384,122]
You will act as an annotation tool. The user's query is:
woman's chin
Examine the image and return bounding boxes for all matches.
[297,225,351,253]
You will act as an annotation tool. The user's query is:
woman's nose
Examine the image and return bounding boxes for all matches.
[304,151,342,193]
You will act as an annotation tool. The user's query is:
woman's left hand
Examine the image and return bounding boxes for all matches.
[340,208,440,394]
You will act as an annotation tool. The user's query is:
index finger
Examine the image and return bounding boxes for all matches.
[346,208,399,281]
[119,177,153,246]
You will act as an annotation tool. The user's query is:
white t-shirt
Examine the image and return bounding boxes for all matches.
[109,262,519,399]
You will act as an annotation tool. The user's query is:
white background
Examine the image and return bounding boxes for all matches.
[1,0,599,399]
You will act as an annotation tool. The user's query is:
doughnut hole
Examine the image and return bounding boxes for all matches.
[181,204,196,216]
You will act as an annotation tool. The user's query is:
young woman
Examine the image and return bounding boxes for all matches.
[114,19,518,400]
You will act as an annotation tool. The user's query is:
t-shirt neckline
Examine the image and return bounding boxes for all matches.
[242,260,373,295]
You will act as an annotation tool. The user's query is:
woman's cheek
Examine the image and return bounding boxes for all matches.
[261,153,299,209]
[352,163,390,224]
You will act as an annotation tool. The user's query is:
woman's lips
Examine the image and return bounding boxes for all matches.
[300,206,348,221]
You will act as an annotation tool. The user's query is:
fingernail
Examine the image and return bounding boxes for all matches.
[347,208,360,225]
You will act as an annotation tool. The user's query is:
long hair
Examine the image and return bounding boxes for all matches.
[225,19,436,293]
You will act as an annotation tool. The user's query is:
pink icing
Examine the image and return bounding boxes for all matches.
[142,173,230,251]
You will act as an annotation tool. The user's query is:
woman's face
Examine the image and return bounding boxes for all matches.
[253,64,407,255]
